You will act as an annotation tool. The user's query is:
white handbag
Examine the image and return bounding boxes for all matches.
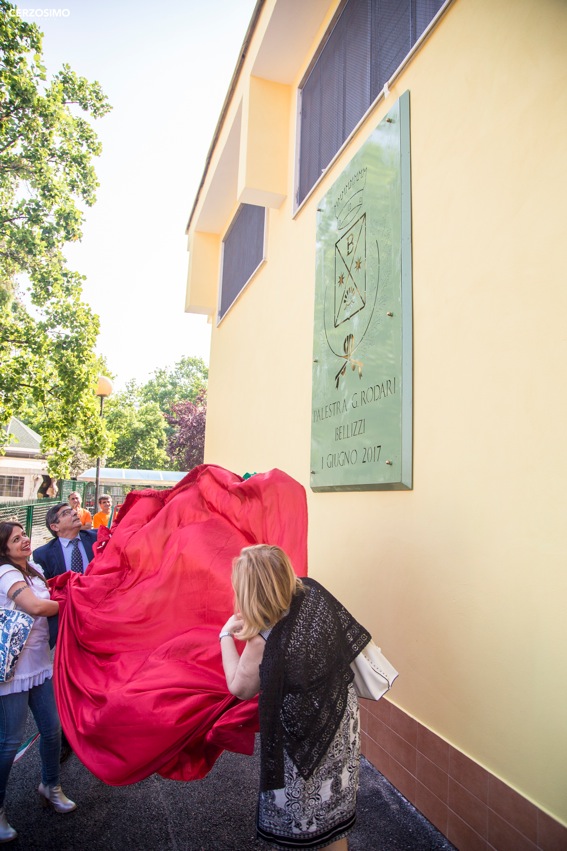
[350,640,399,700]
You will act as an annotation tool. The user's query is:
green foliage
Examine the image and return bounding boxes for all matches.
[64,434,98,480]
[0,1,112,476]
[140,356,208,415]
[104,394,168,470]
[101,359,208,472]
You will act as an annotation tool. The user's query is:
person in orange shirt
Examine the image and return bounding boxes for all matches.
[68,493,92,531]
[92,495,112,529]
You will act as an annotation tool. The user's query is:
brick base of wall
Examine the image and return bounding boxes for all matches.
[360,697,567,851]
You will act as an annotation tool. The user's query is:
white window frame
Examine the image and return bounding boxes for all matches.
[0,476,25,498]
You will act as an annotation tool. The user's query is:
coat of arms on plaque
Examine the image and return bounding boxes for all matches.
[323,168,380,389]
[335,214,366,327]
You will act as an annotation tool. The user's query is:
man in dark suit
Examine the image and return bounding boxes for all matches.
[34,503,97,579]
[33,502,97,764]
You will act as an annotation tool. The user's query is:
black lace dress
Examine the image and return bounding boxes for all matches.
[256,579,370,849]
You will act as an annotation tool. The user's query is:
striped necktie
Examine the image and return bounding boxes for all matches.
[70,538,83,573]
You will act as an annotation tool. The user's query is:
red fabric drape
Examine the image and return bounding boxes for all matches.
[49,465,308,785]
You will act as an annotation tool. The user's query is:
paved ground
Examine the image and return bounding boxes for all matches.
[5,719,456,850]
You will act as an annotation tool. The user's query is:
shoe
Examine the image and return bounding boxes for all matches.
[38,783,77,813]
[0,807,17,843]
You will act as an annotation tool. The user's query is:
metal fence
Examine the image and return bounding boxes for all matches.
[0,497,60,549]
[1,479,168,550]
[0,479,88,549]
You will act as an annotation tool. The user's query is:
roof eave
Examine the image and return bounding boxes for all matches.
[185,0,266,235]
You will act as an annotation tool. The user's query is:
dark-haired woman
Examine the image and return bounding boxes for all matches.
[0,521,76,843]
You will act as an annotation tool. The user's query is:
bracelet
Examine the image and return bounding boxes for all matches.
[219,631,233,640]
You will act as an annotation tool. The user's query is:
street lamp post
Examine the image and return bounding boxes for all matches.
[94,376,113,508]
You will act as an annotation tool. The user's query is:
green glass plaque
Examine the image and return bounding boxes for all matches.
[311,92,412,491]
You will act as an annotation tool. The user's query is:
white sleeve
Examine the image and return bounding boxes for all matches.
[0,565,25,605]
[28,559,45,578]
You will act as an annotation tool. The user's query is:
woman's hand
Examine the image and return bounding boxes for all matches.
[219,612,265,700]
[221,613,245,638]
[220,633,265,700]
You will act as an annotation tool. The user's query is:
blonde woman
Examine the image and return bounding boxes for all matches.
[220,544,371,851]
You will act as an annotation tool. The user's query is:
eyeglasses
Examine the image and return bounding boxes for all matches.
[55,508,75,521]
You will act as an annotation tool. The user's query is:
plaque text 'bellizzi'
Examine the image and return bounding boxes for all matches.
[310,92,412,491]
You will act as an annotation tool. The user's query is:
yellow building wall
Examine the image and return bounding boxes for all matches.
[195,0,567,825]
[185,231,221,314]
[238,76,291,208]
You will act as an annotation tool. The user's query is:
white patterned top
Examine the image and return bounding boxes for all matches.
[0,561,52,694]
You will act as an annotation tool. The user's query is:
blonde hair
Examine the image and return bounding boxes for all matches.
[232,544,304,640]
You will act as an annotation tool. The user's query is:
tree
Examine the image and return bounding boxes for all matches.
[104,393,169,470]
[0,2,112,475]
[100,361,209,473]
[65,434,97,480]
[141,356,208,415]
[165,389,207,472]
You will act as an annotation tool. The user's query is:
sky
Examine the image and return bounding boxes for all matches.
[13,0,258,389]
